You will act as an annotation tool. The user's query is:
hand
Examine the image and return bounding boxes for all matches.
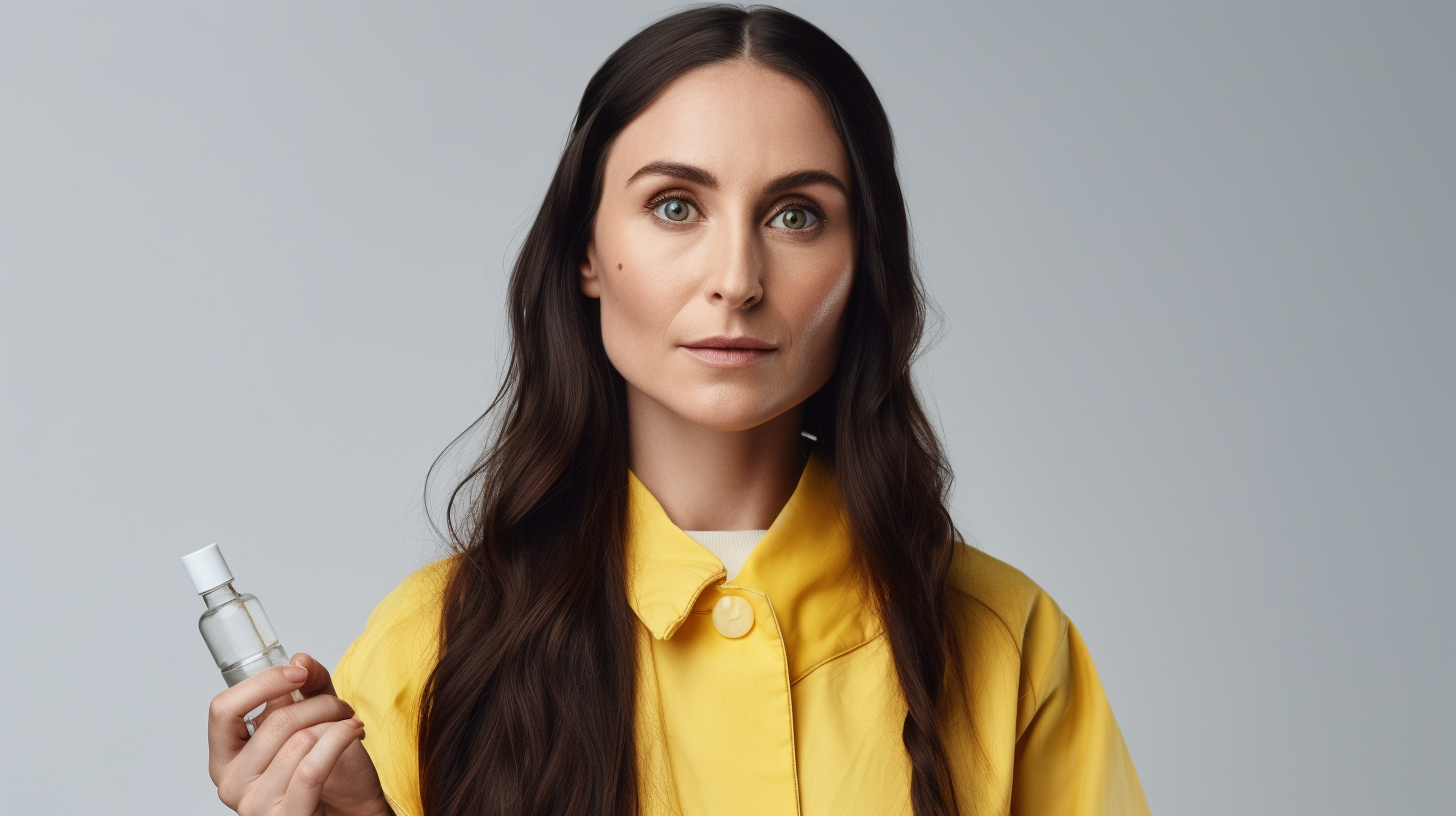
[207,652,394,816]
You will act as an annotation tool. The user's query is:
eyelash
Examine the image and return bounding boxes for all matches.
[644,192,828,233]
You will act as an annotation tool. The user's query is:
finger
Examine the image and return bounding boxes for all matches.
[250,719,361,812]
[243,722,334,810]
[232,692,356,780]
[279,719,365,813]
[207,664,309,763]
[251,650,339,733]
[288,652,337,697]
[250,691,294,731]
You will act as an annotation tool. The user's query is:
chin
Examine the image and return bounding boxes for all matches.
[663,391,788,433]
[680,406,776,433]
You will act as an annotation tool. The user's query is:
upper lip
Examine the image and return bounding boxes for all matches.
[684,335,777,350]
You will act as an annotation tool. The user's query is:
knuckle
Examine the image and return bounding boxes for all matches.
[286,726,320,754]
[294,759,328,788]
[216,778,240,809]
[237,790,263,816]
[207,695,230,724]
[261,706,300,738]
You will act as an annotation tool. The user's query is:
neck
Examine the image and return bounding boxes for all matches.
[201,582,240,608]
[626,386,809,531]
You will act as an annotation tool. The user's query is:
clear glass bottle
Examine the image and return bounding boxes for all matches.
[183,543,304,735]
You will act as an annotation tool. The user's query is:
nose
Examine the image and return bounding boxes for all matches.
[704,218,764,310]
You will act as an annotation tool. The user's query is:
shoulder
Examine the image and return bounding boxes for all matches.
[333,554,460,702]
[366,554,459,628]
[331,556,459,816]
[946,542,1070,696]
[949,545,1152,811]
[351,554,457,650]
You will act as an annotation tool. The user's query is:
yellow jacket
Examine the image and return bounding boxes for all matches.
[334,450,1151,815]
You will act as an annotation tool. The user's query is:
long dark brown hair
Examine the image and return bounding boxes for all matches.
[419,5,966,815]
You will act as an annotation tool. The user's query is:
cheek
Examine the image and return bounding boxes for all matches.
[596,258,687,375]
[787,260,855,368]
[598,275,650,371]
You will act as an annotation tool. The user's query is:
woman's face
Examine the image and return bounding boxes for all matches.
[579,59,856,435]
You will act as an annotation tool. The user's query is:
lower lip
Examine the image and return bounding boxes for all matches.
[682,346,776,368]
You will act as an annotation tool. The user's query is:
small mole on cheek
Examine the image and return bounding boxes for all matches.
[618,263,623,270]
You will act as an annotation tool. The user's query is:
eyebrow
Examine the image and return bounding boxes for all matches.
[625,160,849,198]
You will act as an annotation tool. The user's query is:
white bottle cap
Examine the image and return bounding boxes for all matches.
[182,543,235,594]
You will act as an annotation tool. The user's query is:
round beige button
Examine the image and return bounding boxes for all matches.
[711,595,754,638]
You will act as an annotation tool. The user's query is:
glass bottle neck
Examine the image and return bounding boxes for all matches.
[202,582,241,609]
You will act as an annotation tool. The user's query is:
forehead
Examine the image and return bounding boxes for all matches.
[604,59,849,187]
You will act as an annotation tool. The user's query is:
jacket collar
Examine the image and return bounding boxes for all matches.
[624,448,881,683]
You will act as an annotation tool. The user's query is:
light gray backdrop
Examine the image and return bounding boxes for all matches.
[1,2,1449,814]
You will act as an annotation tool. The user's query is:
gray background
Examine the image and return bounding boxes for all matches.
[1,2,1449,814]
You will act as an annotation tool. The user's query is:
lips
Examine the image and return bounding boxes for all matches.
[684,335,776,350]
[681,336,777,368]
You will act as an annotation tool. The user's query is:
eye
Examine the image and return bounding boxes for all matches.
[652,197,697,223]
[768,205,821,231]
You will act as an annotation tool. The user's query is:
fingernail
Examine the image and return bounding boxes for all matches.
[282,666,307,683]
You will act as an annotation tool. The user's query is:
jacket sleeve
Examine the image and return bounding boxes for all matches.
[1011,610,1151,815]
[332,558,455,816]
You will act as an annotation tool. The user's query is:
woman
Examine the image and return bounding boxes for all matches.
[203,5,1150,816]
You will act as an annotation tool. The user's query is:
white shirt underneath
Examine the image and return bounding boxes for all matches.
[683,529,768,582]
